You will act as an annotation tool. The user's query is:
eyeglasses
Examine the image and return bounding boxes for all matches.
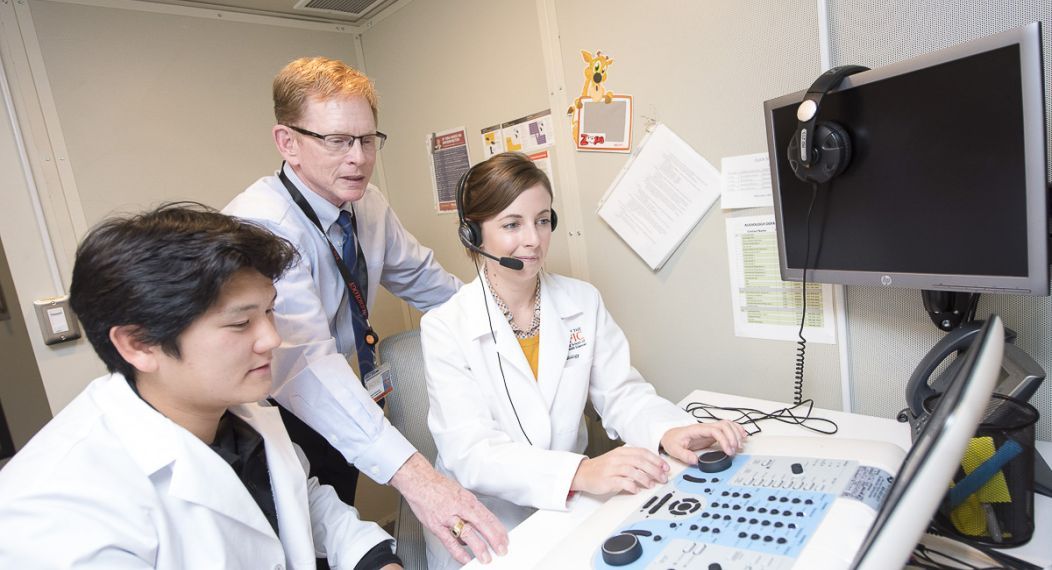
[285,125,388,154]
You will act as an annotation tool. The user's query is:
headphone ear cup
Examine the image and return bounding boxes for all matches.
[458,220,483,249]
[550,209,559,231]
[819,121,852,179]
[787,121,853,184]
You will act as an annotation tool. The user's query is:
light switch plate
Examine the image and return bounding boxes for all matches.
[33,296,81,345]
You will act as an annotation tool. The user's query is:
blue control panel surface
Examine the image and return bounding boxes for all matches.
[594,454,893,569]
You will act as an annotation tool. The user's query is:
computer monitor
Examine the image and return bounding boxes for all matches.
[763,22,1048,295]
[853,315,1004,568]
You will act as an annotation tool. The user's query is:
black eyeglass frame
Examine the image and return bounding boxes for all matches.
[285,124,388,152]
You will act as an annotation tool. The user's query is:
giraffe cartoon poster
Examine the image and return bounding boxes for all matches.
[567,49,633,152]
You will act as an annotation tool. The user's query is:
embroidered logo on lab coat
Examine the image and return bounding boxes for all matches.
[567,327,587,361]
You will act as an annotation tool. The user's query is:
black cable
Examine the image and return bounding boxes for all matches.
[909,542,1011,570]
[923,526,1041,570]
[793,183,820,405]
[683,400,838,436]
[474,260,533,445]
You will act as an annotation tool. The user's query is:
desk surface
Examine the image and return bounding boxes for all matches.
[464,390,1052,569]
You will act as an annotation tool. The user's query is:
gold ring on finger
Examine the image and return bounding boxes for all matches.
[450,518,466,539]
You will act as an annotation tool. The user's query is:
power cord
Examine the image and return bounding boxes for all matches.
[916,526,1042,570]
[683,400,838,436]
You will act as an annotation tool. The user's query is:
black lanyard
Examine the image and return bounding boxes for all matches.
[278,165,378,347]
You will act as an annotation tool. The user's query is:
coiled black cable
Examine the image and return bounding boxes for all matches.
[793,183,820,405]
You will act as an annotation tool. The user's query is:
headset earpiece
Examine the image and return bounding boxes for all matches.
[455,166,482,248]
[458,219,483,249]
[789,65,869,185]
[788,121,853,184]
[550,209,559,231]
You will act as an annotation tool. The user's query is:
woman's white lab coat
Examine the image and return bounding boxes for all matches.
[420,272,693,567]
[0,373,392,569]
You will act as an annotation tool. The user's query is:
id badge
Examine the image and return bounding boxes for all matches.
[364,362,394,402]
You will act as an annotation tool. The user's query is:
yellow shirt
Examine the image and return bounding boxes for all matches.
[517,334,540,380]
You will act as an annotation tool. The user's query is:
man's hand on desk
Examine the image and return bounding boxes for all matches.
[660,419,748,467]
[389,453,508,565]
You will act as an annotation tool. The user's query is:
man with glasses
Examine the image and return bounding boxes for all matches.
[224,57,507,567]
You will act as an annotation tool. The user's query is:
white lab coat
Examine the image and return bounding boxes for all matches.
[0,374,393,569]
[420,272,693,568]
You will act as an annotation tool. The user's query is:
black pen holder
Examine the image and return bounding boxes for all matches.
[928,393,1038,547]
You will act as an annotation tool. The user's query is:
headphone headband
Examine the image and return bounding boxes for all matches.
[795,65,869,168]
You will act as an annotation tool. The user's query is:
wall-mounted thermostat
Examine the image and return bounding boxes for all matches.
[33,296,81,346]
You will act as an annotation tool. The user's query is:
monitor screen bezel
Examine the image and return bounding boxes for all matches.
[763,22,1048,295]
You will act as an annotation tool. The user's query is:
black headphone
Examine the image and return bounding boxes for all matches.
[788,65,869,184]
[455,162,558,271]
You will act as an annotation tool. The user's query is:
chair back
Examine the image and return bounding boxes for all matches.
[378,329,435,569]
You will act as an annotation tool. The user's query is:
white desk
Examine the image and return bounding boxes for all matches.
[465,389,1052,569]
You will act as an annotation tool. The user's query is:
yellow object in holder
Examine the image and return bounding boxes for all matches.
[949,436,1013,537]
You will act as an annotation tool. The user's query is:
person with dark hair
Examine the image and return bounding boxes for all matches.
[421,153,748,568]
[0,203,403,569]
[223,57,507,566]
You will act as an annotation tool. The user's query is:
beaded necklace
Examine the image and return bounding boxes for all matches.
[485,266,541,339]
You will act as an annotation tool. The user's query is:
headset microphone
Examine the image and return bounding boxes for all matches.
[463,241,525,270]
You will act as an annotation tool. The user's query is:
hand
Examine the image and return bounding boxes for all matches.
[659,419,748,466]
[570,446,670,495]
[389,453,508,565]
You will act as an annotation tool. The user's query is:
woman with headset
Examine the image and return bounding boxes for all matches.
[420,152,747,568]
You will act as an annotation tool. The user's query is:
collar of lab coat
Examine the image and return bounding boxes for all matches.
[92,374,307,544]
[468,272,584,410]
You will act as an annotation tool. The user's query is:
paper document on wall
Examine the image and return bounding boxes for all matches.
[725,214,835,343]
[597,123,721,270]
[721,152,773,209]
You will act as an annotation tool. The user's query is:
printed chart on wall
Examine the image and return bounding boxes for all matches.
[724,214,835,343]
[526,149,554,191]
[427,127,470,213]
[480,110,554,159]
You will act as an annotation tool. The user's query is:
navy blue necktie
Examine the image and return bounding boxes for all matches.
[335,211,376,379]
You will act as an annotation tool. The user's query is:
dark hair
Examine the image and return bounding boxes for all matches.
[69,202,296,380]
[460,152,553,262]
